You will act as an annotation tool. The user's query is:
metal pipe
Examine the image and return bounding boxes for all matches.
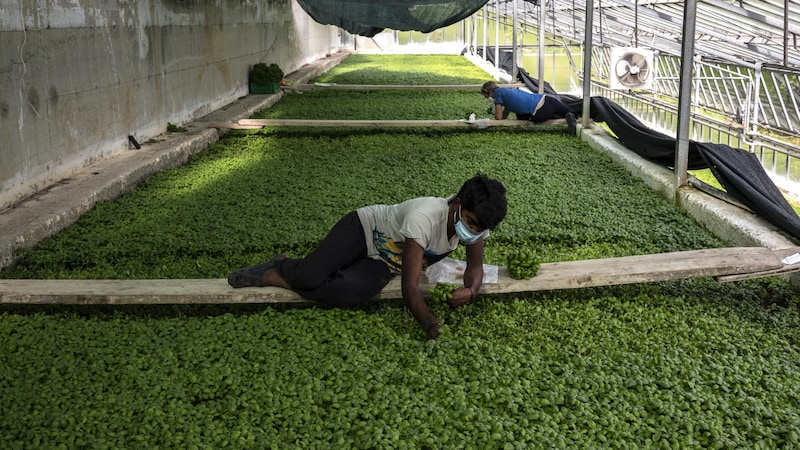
[674,0,698,189]
[634,0,639,48]
[482,4,488,63]
[495,1,500,71]
[538,0,546,93]
[752,63,763,135]
[582,0,594,130]
[784,0,789,66]
[513,0,519,80]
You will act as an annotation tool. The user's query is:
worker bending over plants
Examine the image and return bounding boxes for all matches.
[481,80,577,135]
[228,173,508,340]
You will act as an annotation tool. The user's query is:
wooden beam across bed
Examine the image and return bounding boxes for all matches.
[2,247,797,305]
[281,83,526,91]
[211,118,566,129]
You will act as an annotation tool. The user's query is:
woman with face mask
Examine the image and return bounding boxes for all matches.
[481,80,577,135]
[228,173,508,340]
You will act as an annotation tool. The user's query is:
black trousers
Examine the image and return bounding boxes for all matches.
[276,211,394,307]
[518,95,573,123]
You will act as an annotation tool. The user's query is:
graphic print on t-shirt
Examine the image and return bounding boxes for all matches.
[373,228,451,273]
[373,227,404,272]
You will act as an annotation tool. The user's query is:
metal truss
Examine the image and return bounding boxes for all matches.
[477,0,800,188]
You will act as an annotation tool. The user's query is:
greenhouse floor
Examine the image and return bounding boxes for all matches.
[1,50,799,303]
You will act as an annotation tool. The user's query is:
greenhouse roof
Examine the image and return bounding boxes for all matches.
[296,0,799,69]
[522,0,800,70]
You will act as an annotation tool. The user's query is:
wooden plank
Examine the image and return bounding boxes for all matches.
[0,279,310,305]
[237,119,538,128]
[716,264,800,282]
[208,119,567,130]
[282,83,526,91]
[480,246,785,294]
[0,247,787,305]
[206,122,263,130]
[716,247,800,282]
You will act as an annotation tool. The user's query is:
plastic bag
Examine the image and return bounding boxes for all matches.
[425,257,498,284]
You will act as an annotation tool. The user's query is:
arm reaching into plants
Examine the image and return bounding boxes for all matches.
[401,239,442,339]
[447,239,484,309]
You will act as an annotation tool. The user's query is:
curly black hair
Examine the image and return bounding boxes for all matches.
[456,172,507,230]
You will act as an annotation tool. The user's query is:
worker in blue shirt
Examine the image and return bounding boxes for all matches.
[481,81,577,134]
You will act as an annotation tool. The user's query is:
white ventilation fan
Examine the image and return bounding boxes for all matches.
[609,47,654,90]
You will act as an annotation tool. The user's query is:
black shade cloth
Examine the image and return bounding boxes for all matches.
[296,0,489,37]
[697,143,800,239]
[475,46,516,75]
[583,96,709,170]
[516,68,800,240]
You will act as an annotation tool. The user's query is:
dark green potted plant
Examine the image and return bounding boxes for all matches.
[249,63,284,94]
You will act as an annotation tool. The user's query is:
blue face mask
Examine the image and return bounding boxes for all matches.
[454,206,483,244]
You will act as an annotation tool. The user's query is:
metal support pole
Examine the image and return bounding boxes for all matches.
[512,0,519,80]
[581,0,594,129]
[495,1,500,71]
[482,4,488,62]
[752,63,763,135]
[537,0,546,93]
[674,0,698,188]
[785,0,790,67]
[471,15,477,51]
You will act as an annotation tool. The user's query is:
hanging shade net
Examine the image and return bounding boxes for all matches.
[296,0,490,37]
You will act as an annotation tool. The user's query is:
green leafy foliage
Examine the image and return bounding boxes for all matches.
[312,54,491,85]
[257,90,487,121]
[429,282,459,302]
[0,128,721,279]
[506,248,540,279]
[2,54,800,448]
[166,122,187,133]
[250,62,283,84]
[2,285,800,448]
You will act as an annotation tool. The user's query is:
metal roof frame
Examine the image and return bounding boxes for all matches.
[476,0,800,190]
[478,0,800,133]
[500,0,800,70]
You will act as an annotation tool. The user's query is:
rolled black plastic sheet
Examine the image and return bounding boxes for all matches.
[516,68,800,240]
[697,142,800,239]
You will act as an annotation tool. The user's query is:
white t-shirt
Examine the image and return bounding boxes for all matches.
[357,196,460,273]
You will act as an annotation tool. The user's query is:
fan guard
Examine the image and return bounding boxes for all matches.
[609,48,654,90]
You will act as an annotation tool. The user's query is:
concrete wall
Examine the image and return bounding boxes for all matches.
[0,0,341,210]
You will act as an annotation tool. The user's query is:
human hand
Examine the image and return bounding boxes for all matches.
[446,287,474,309]
[426,322,442,340]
